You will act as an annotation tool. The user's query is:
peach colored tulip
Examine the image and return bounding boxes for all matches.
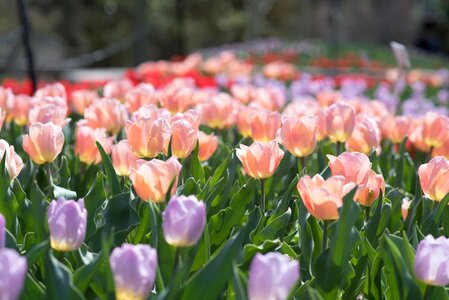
[316,90,341,107]
[236,106,257,138]
[170,109,201,130]
[75,123,114,165]
[35,83,67,101]
[0,108,5,132]
[10,94,32,126]
[283,100,320,118]
[327,151,372,185]
[111,140,139,176]
[297,174,355,220]
[103,79,133,101]
[31,96,68,116]
[71,90,99,115]
[230,84,254,104]
[278,115,318,157]
[0,87,14,115]
[418,156,449,202]
[381,115,411,144]
[402,198,411,220]
[409,123,431,153]
[346,115,381,155]
[0,139,23,179]
[251,87,286,111]
[28,104,70,128]
[354,170,385,206]
[316,109,328,141]
[250,108,281,142]
[84,98,128,134]
[200,93,238,129]
[158,86,195,114]
[198,131,218,161]
[236,141,284,179]
[170,119,198,158]
[263,61,297,81]
[125,83,157,113]
[423,112,449,149]
[131,104,171,122]
[125,116,171,158]
[130,157,182,203]
[326,102,355,143]
[23,122,64,164]
[433,138,449,160]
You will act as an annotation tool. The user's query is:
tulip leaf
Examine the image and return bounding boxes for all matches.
[44,252,84,300]
[21,274,46,300]
[256,208,292,243]
[231,263,247,300]
[0,154,17,230]
[73,251,106,293]
[26,240,50,266]
[96,141,121,196]
[84,174,107,240]
[190,141,205,184]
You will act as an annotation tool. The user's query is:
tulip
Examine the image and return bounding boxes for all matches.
[162,195,206,247]
[251,87,286,111]
[110,244,157,300]
[0,108,5,132]
[200,93,238,129]
[250,108,281,142]
[278,115,318,157]
[354,170,385,207]
[236,141,284,179]
[131,104,171,122]
[84,98,128,134]
[159,86,195,114]
[125,116,171,158]
[325,102,356,143]
[170,109,201,131]
[103,79,133,100]
[23,122,65,165]
[317,90,341,107]
[382,115,411,144]
[0,213,4,248]
[297,174,355,220]
[170,119,198,158]
[346,115,381,155]
[10,94,32,126]
[74,123,114,165]
[236,106,257,138]
[71,90,99,115]
[0,139,24,179]
[316,109,328,141]
[111,140,139,176]
[125,83,157,113]
[414,235,449,286]
[409,123,431,153]
[230,84,254,104]
[0,86,13,115]
[130,157,182,203]
[35,83,67,100]
[402,198,411,220]
[31,96,68,113]
[198,131,219,161]
[327,152,372,185]
[423,112,449,149]
[28,104,70,127]
[248,252,300,300]
[418,156,449,202]
[0,248,27,300]
[48,198,87,252]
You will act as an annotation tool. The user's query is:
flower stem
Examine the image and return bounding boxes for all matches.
[322,220,330,251]
[299,156,307,174]
[365,206,371,223]
[423,285,431,300]
[336,141,343,155]
[260,179,266,215]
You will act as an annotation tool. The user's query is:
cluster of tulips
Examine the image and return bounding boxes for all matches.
[1,49,449,299]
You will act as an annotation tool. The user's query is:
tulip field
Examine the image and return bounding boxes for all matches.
[1,50,449,300]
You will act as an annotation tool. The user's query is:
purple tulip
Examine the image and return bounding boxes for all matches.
[162,195,206,247]
[110,243,157,300]
[0,248,27,300]
[0,213,4,248]
[48,198,87,252]
[414,235,449,286]
[248,252,300,300]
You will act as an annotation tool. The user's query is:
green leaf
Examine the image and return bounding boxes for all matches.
[20,274,46,300]
[96,141,121,196]
[44,252,84,300]
[26,240,50,266]
[256,208,291,243]
[232,263,247,300]
[73,251,106,293]
[84,174,107,240]
[190,141,205,184]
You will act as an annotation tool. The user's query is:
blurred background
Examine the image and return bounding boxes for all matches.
[1,0,449,77]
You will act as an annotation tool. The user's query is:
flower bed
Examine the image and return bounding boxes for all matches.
[0,51,449,299]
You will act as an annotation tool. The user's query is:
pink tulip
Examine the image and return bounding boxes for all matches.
[250,108,281,142]
[418,156,449,202]
[327,151,372,185]
[84,98,128,134]
[198,131,219,161]
[103,79,133,101]
[170,119,198,158]
[326,102,356,143]
[124,83,157,113]
[23,122,65,164]
[423,112,449,149]
[354,170,385,206]
[346,115,381,155]
[75,123,114,165]
[71,90,99,115]
[278,115,318,157]
[236,141,284,179]
[111,140,139,176]
[200,93,238,129]
[28,104,70,127]
[0,140,23,179]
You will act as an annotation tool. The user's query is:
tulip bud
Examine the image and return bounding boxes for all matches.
[402,198,411,220]
[110,243,157,300]
[297,174,355,220]
[418,156,449,202]
[162,195,206,247]
[130,157,182,203]
[327,152,372,185]
[0,248,27,300]
[326,102,356,143]
[279,115,318,157]
[414,235,449,286]
[111,140,139,176]
[198,131,219,161]
[48,198,87,252]
[236,141,284,179]
[0,139,24,180]
[0,213,4,248]
[248,252,300,300]
[23,122,65,165]
[125,116,171,158]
